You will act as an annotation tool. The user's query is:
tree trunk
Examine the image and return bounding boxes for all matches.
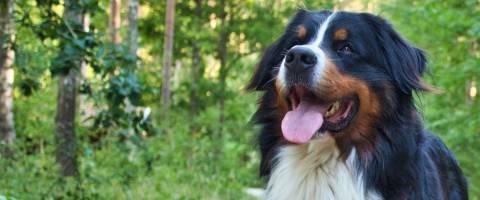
[217,0,228,134]
[55,0,82,177]
[56,70,78,177]
[0,0,16,155]
[190,44,200,117]
[79,14,92,124]
[109,0,121,44]
[189,0,202,128]
[162,0,175,117]
[128,0,139,57]
[126,0,139,113]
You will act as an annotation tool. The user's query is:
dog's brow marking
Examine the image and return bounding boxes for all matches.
[334,28,348,40]
[312,13,336,46]
[297,25,307,40]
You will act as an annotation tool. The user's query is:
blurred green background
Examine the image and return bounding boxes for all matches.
[0,0,479,199]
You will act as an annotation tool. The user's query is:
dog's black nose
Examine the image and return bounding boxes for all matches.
[285,47,317,72]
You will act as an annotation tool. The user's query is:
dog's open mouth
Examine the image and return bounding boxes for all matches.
[281,86,359,144]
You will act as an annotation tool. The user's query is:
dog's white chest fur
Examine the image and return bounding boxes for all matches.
[266,135,382,200]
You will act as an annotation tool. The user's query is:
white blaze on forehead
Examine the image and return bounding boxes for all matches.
[311,12,336,46]
[277,12,337,90]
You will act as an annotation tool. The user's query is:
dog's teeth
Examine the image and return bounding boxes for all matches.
[325,101,340,117]
[325,110,332,117]
[333,101,340,110]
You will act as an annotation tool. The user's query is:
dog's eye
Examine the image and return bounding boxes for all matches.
[337,44,353,53]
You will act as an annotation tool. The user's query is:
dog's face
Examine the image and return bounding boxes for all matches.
[249,10,429,150]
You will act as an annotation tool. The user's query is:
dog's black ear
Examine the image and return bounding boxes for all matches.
[247,28,298,91]
[362,13,431,94]
[246,41,285,91]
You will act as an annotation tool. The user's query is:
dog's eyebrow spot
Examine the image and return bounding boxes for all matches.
[297,25,307,40]
[334,28,348,41]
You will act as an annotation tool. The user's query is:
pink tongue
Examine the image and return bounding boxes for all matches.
[281,100,325,144]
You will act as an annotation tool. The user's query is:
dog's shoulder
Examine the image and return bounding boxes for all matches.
[421,131,469,200]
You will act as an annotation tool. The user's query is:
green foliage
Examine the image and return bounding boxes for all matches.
[2,0,479,199]
[17,0,102,76]
[87,43,157,145]
[15,0,156,148]
[1,84,260,199]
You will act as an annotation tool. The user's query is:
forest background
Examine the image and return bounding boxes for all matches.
[0,0,479,199]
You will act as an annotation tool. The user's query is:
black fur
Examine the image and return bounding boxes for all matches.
[249,10,468,199]
[361,13,429,94]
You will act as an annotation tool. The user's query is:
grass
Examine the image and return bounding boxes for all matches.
[1,84,262,200]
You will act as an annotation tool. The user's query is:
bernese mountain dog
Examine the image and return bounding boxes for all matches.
[248,10,468,200]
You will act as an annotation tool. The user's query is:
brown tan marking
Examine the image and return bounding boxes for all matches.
[272,59,383,157]
[275,78,289,115]
[316,60,382,157]
[334,28,348,41]
[297,25,307,40]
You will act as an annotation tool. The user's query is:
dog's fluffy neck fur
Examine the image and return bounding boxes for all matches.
[266,135,382,200]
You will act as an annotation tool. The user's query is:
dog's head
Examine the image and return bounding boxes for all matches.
[249,10,429,151]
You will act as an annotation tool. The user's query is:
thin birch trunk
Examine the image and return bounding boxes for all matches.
[217,0,228,134]
[128,0,139,57]
[0,0,16,156]
[189,0,202,132]
[79,14,92,124]
[110,0,121,44]
[162,0,175,117]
